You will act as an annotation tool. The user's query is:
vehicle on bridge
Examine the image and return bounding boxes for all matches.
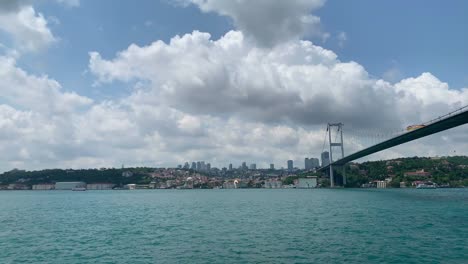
[406,124,426,131]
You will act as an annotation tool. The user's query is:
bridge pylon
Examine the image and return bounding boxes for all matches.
[328,123,345,187]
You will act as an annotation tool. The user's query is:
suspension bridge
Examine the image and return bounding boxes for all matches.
[318,105,468,187]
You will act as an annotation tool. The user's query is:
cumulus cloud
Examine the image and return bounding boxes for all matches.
[1,0,468,171]
[0,5,56,52]
[85,30,468,168]
[89,30,399,129]
[185,0,327,47]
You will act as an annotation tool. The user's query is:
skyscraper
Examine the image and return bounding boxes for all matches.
[311,158,320,168]
[249,163,256,170]
[321,151,330,167]
[191,162,196,170]
[287,160,293,171]
[229,163,233,170]
[242,162,247,170]
[196,161,201,171]
[305,158,310,170]
[270,163,274,170]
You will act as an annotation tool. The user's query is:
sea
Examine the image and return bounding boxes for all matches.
[0,188,466,263]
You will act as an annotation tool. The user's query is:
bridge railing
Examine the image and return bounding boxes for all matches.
[421,104,468,127]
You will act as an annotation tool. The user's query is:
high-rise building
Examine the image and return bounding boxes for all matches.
[191,162,196,170]
[184,162,190,169]
[305,158,310,170]
[249,164,256,170]
[207,163,211,171]
[321,151,330,167]
[229,163,233,170]
[242,162,248,170]
[201,161,206,171]
[311,158,320,168]
[287,160,293,171]
[196,161,201,171]
[270,163,274,170]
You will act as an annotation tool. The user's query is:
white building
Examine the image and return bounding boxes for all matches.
[376,181,387,188]
[124,184,136,190]
[55,182,86,190]
[264,180,282,189]
[297,177,317,188]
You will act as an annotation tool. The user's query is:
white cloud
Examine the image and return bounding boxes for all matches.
[0,5,56,52]
[185,0,328,47]
[85,30,468,168]
[0,56,92,114]
[1,7,468,171]
[337,31,347,48]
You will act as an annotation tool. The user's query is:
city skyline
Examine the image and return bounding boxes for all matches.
[0,1,467,172]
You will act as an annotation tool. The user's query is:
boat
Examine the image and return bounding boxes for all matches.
[416,183,437,189]
[72,187,87,191]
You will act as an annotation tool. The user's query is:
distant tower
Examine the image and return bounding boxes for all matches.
[249,164,256,170]
[191,162,196,170]
[229,163,233,170]
[321,151,330,167]
[305,158,310,170]
[270,164,274,170]
[287,160,293,171]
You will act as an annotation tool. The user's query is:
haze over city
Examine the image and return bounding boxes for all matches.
[1,0,467,172]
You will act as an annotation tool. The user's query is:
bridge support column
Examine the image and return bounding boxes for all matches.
[342,166,346,186]
[328,124,334,187]
[328,123,345,188]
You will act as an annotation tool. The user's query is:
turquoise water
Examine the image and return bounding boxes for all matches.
[0,189,466,263]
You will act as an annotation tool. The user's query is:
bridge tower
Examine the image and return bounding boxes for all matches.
[328,123,345,187]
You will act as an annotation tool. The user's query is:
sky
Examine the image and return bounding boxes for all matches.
[0,0,467,171]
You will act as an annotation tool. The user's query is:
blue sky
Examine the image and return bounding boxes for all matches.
[1,0,468,170]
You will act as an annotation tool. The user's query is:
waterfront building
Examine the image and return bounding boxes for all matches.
[270,164,274,170]
[87,183,115,190]
[7,184,30,190]
[264,179,282,188]
[32,184,55,190]
[55,182,86,190]
[296,177,318,188]
[321,151,330,167]
[287,160,293,171]
[124,184,137,190]
[376,181,387,188]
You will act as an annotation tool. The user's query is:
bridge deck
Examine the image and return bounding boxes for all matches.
[319,109,468,171]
